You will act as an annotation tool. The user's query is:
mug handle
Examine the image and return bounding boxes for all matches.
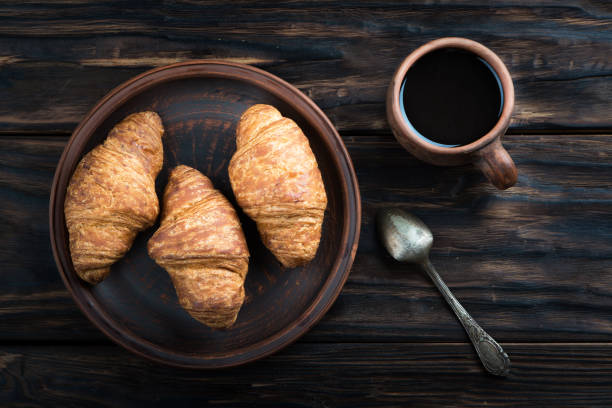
[474,138,517,190]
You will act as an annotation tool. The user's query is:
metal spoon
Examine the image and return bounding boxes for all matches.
[377,208,510,376]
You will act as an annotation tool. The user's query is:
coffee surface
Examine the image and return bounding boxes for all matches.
[401,48,502,147]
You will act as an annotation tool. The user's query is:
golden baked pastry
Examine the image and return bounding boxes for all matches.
[64,111,164,284]
[148,165,249,329]
[228,104,327,268]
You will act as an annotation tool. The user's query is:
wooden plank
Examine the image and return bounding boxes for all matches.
[0,1,610,132]
[0,134,611,342]
[317,132,612,341]
[1,343,612,407]
[0,137,102,339]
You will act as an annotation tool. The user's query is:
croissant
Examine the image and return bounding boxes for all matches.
[148,165,249,329]
[64,111,164,284]
[228,104,327,268]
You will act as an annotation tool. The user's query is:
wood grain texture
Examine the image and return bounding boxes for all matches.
[1,343,612,407]
[1,2,610,403]
[0,1,610,132]
[0,137,101,339]
[1,133,611,342]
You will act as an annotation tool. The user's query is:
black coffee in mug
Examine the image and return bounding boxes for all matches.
[400,47,503,147]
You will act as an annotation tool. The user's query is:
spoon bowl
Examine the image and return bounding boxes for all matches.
[377,208,433,263]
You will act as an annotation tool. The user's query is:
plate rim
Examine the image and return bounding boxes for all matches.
[49,60,361,368]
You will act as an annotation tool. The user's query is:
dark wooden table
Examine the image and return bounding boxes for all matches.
[1,1,611,406]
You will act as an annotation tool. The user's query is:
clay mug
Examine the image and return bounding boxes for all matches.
[387,37,517,190]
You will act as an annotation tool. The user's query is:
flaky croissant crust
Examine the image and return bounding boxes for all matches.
[64,111,164,284]
[229,104,327,268]
[148,165,249,329]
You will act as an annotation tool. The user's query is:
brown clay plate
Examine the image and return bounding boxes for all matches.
[49,61,361,368]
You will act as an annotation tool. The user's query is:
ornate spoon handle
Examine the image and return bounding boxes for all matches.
[421,258,511,376]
